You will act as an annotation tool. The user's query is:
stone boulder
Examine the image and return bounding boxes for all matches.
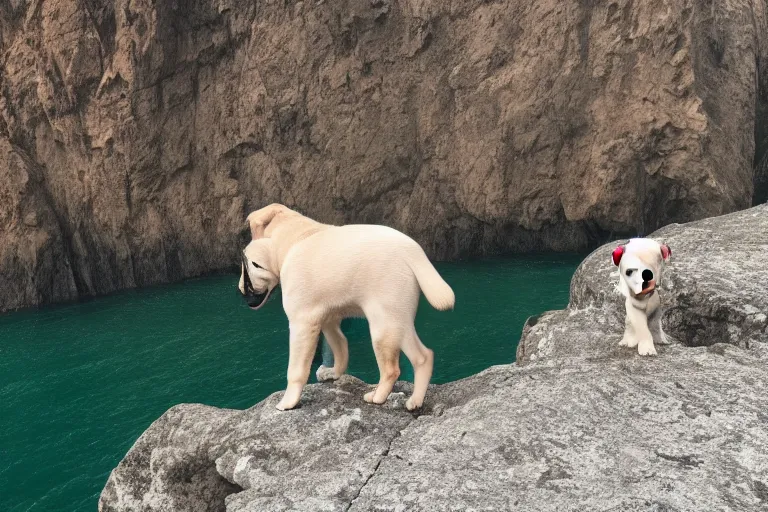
[100,204,768,511]
[99,379,414,512]
[518,203,768,363]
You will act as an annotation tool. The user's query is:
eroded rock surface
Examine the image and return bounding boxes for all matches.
[3,0,768,311]
[101,205,768,511]
[99,378,415,512]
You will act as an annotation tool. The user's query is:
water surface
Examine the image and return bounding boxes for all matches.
[0,255,581,511]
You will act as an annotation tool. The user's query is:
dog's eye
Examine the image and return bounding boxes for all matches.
[625,269,634,277]
[252,261,263,270]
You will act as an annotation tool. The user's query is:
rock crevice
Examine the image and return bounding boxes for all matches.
[343,426,403,512]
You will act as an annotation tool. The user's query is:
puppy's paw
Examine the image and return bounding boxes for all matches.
[619,336,638,348]
[405,397,423,411]
[276,384,303,410]
[316,365,339,382]
[637,341,657,356]
[363,390,387,404]
[276,395,300,411]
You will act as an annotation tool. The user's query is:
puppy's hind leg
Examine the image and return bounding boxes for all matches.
[402,328,434,411]
[277,320,321,411]
[316,320,349,382]
[648,308,672,346]
[364,323,401,405]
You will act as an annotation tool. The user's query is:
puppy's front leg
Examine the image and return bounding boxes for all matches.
[618,303,638,348]
[626,303,656,356]
[277,320,321,411]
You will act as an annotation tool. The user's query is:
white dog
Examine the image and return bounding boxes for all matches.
[612,238,672,356]
[238,204,455,411]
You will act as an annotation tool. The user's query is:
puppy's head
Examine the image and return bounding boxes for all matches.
[612,238,671,299]
[238,238,279,311]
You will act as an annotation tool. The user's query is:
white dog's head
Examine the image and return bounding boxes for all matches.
[612,238,671,300]
[238,238,279,310]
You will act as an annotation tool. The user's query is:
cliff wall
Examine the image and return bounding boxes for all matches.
[2,0,767,310]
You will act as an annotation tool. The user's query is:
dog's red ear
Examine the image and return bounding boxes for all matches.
[612,245,625,266]
[660,244,671,262]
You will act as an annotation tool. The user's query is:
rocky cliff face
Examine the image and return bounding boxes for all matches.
[100,204,768,511]
[2,0,768,311]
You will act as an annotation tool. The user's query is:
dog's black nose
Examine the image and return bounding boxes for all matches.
[642,269,654,282]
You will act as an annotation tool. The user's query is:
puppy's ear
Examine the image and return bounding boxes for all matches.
[660,244,671,262]
[612,245,625,266]
[238,223,252,246]
[246,203,286,240]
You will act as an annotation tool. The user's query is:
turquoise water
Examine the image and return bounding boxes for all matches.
[0,255,581,511]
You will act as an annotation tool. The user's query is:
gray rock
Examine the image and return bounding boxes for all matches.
[99,377,415,512]
[351,345,768,512]
[518,204,768,364]
[101,205,768,511]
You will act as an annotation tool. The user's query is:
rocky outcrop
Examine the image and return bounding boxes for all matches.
[100,204,768,512]
[2,0,768,311]
[518,202,768,363]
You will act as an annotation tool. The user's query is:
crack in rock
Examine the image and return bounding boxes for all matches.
[344,427,406,511]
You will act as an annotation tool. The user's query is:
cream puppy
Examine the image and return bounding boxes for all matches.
[612,238,672,356]
[238,204,455,411]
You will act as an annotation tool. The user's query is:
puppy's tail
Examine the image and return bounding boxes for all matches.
[404,245,455,311]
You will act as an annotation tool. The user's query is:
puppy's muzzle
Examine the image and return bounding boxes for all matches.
[240,252,270,310]
[639,269,655,296]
